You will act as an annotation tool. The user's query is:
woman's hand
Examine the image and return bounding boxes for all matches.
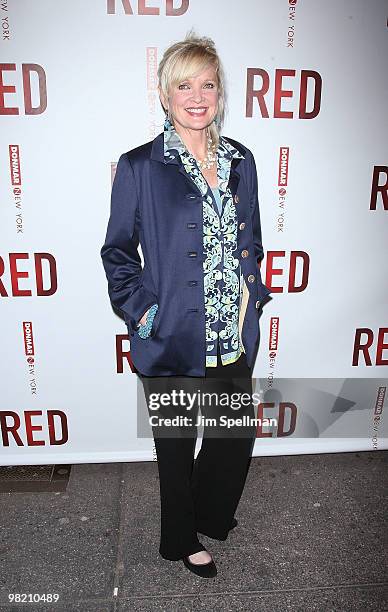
[139,308,151,326]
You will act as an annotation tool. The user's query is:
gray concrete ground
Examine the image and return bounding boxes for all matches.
[0,451,387,612]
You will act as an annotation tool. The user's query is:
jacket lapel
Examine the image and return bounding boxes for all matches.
[228,161,242,199]
[178,164,203,197]
[150,129,245,204]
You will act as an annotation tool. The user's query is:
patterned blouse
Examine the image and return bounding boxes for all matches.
[138,117,246,368]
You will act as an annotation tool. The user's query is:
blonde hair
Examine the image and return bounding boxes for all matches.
[157,28,227,147]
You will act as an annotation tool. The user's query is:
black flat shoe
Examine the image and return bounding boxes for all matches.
[182,549,217,578]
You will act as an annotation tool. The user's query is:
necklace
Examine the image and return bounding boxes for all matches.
[195,129,217,170]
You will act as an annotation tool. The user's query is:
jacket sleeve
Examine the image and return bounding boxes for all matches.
[100,153,158,333]
[247,148,272,299]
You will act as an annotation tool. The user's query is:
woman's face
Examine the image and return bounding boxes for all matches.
[160,64,219,132]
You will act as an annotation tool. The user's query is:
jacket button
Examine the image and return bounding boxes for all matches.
[234,195,239,203]
[188,251,197,258]
[248,274,255,283]
[241,249,249,258]
[239,222,245,230]
[255,300,261,309]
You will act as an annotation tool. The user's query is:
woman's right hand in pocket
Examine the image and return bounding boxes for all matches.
[138,308,151,327]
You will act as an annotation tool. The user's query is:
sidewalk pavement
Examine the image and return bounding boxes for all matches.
[0,451,387,611]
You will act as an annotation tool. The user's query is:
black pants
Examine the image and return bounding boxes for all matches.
[139,346,256,560]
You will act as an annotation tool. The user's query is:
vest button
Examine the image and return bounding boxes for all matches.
[248,274,255,283]
[255,300,261,309]
[234,194,239,203]
[239,222,245,230]
[241,249,249,258]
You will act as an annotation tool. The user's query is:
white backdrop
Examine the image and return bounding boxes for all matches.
[1,0,387,465]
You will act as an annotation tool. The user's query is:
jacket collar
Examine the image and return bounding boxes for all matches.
[150,117,246,165]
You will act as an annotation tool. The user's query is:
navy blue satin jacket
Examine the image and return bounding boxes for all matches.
[100,130,272,376]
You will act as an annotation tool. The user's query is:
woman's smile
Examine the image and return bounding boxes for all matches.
[185,107,208,117]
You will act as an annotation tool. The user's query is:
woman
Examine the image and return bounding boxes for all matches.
[101,31,271,578]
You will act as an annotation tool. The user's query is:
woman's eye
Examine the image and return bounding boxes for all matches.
[178,82,216,90]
